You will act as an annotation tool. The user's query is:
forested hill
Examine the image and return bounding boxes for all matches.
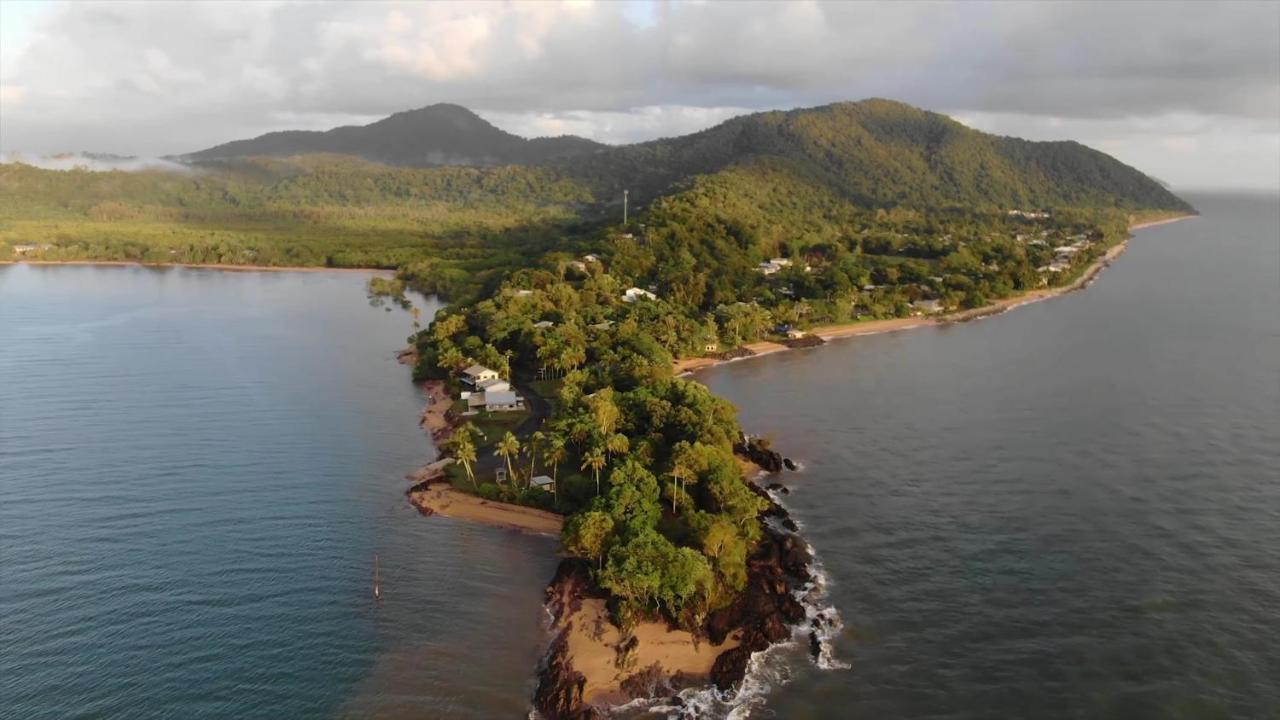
[553,99,1193,213]
[177,99,1189,214]
[181,103,605,168]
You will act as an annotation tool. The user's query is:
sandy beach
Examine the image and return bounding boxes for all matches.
[675,215,1194,377]
[408,483,564,535]
[562,597,738,706]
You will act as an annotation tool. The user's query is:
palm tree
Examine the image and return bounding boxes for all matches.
[453,428,478,489]
[543,436,567,500]
[669,466,683,512]
[605,432,629,461]
[670,441,694,512]
[527,431,545,482]
[495,432,520,486]
[581,446,606,496]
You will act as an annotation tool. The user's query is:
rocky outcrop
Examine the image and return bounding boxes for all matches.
[706,487,813,691]
[535,482,817,716]
[535,560,605,719]
[714,346,756,361]
[534,630,600,720]
[780,334,825,349]
[735,436,783,473]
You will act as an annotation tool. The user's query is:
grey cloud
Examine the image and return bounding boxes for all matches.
[1,0,1276,188]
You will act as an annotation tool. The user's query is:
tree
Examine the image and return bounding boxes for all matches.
[588,389,620,437]
[543,435,567,500]
[563,510,614,570]
[495,432,521,486]
[581,446,607,496]
[606,432,630,460]
[527,430,545,480]
[452,427,478,489]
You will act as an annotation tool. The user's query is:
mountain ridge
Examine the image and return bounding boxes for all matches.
[181,103,606,167]
[178,98,1191,213]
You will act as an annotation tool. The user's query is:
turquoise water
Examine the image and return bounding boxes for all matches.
[0,268,558,719]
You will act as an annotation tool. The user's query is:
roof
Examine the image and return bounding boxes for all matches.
[531,475,554,488]
[462,364,494,377]
[478,378,510,390]
[485,390,519,406]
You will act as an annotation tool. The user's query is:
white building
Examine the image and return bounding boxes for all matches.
[461,365,500,387]
[622,287,658,303]
[530,475,556,493]
[478,378,511,393]
[911,299,944,314]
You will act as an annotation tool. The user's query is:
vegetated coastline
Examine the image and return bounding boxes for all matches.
[673,214,1195,377]
[398,212,1195,718]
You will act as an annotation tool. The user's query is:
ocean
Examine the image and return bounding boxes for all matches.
[1,192,1277,718]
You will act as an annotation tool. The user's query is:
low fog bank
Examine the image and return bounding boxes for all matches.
[0,152,191,173]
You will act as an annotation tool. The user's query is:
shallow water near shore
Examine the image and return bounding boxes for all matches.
[2,193,1277,719]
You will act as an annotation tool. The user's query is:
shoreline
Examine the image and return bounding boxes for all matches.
[403,211,1194,716]
[0,259,393,275]
[417,379,454,444]
[407,482,564,535]
[674,214,1194,377]
[535,484,821,719]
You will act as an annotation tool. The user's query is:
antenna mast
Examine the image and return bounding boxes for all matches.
[623,189,629,226]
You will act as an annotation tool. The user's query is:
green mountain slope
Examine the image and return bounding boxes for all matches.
[555,99,1193,213]
[182,103,605,167]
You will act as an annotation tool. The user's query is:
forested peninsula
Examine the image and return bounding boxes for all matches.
[2,99,1194,716]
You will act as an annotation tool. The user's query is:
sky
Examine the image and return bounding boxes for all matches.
[1,0,1278,191]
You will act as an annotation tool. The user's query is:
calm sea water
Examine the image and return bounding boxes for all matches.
[0,268,558,719]
[699,193,1280,719]
[2,193,1277,720]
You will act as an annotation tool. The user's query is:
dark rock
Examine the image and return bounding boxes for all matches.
[809,630,822,660]
[765,482,790,494]
[619,663,673,700]
[534,560,610,720]
[534,630,601,720]
[735,436,784,473]
[783,457,798,471]
[780,334,825,349]
[779,594,806,624]
[760,612,790,643]
[711,647,752,691]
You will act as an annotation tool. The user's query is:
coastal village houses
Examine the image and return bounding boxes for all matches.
[458,365,525,413]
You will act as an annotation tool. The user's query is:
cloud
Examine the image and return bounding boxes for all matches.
[1,0,1277,189]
